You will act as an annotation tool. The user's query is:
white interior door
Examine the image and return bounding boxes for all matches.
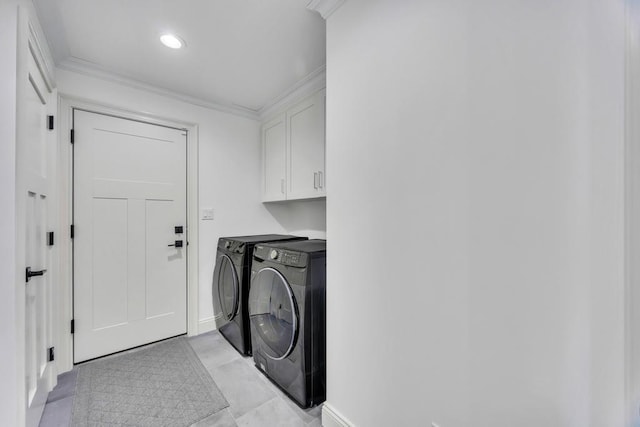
[21,34,54,427]
[73,110,187,363]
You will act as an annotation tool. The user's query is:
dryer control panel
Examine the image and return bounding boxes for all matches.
[219,238,245,254]
[254,245,307,267]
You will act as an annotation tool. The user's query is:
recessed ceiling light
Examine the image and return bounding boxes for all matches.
[160,34,184,49]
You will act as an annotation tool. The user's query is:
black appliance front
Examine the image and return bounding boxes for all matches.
[211,234,307,356]
[249,239,326,408]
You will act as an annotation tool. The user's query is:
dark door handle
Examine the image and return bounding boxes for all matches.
[26,267,47,283]
[168,240,183,248]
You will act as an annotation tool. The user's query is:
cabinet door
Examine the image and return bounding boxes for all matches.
[287,89,326,200]
[262,114,287,201]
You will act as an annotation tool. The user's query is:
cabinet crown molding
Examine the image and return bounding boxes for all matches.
[306,0,346,19]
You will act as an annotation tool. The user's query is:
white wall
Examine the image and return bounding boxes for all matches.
[0,1,19,425]
[263,198,327,240]
[55,68,326,327]
[325,1,625,426]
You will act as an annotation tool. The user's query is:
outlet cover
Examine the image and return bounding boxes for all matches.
[201,208,214,220]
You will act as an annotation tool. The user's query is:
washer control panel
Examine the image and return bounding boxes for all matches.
[255,245,305,267]
[279,251,301,265]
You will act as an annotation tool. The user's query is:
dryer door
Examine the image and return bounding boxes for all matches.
[249,267,298,360]
[213,254,239,321]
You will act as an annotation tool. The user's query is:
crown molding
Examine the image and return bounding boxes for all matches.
[27,15,56,91]
[306,0,346,19]
[55,59,326,123]
[259,65,326,121]
[56,57,260,120]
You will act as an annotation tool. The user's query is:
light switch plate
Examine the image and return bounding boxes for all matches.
[201,208,214,220]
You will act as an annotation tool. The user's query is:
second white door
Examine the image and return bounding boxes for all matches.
[73,110,187,362]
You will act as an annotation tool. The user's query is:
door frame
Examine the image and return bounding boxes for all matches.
[626,0,640,425]
[56,96,200,373]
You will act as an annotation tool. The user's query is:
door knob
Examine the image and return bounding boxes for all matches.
[25,267,47,283]
[168,240,183,248]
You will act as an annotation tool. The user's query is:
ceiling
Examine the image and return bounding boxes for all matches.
[33,0,326,116]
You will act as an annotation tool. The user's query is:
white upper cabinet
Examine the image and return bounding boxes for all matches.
[287,89,326,199]
[262,88,326,202]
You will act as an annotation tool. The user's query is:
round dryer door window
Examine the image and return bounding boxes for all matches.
[249,267,298,360]
[216,255,239,321]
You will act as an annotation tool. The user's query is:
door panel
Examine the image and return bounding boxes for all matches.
[91,198,128,329]
[74,110,187,362]
[262,114,287,201]
[287,90,326,200]
[22,38,54,427]
[146,199,183,318]
[127,199,146,322]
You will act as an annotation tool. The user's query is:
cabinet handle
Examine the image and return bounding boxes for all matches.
[314,172,318,189]
[319,171,323,189]
[281,179,285,194]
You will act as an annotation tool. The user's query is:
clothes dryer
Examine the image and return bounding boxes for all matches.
[249,239,326,408]
[212,234,307,356]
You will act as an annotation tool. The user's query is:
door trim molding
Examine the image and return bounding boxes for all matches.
[56,95,199,372]
[626,0,640,425]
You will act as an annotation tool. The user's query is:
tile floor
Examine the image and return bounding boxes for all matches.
[39,330,323,427]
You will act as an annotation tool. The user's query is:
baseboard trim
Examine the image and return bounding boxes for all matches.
[322,403,354,427]
[198,316,217,335]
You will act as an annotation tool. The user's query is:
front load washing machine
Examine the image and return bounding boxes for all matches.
[248,239,326,408]
[212,234,307,356]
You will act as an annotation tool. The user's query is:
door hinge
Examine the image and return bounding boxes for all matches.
[47,231,54,246]
[70,129,74,144]
[70,224,74,239]
[48,347,55,362]
[70,319,74,334]
[47,115,54,130]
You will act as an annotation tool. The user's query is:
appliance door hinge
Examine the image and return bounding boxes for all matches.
[70,224,74,239]
[70,319,75,334]
[70,129,74,144]
[48,347,55,362]
[47,231,54,246]
[47,115,54,130]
